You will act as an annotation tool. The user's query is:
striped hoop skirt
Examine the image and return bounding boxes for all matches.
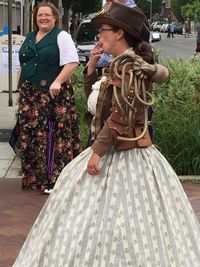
[13,146,200,266]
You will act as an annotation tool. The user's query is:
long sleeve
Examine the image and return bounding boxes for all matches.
[83,67,98,99]
[91,118,115,157]
[151,64,169,84]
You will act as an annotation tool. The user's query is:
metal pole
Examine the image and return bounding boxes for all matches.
[146,0,152,22]
[8,0,13,106]
[20,1,23,35]
[150,0,152,22]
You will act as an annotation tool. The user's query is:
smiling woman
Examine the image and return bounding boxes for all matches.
[16,1,82,193]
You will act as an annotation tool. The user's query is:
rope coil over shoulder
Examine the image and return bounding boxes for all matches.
[109,49,156,142]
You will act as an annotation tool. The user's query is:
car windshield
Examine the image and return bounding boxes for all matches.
[76,22,99,44]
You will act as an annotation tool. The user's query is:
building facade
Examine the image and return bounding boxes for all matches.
[0,0,22,34]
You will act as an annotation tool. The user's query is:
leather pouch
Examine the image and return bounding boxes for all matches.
[109,111,152,151]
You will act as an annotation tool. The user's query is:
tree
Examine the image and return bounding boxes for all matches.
[62,0,102,31]
[135,0,162,19]
[24,0,33,35]
[72,0,102,14]
[181,0,200,21]
[172,0,193,21]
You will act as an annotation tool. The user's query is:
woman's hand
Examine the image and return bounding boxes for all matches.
[91,41,103,58]
[87,42,103,75]
[87,152,101,175]
[49,81,61,99]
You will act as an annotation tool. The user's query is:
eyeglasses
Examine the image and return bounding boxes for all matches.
[37,14,54,18]
[98,28,114,35]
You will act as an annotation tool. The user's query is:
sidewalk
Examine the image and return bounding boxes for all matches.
[0,91,21,179]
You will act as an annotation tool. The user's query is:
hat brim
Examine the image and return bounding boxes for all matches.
[92,16,142,41]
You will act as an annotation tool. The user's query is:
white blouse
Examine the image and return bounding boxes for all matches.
[87,76,107,116]
[57,31,79,66]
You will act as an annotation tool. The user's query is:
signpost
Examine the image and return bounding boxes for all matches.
[8,0,13,106]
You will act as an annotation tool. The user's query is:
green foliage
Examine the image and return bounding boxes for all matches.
[172,0,193,21]
[153,57,200,174]
[73,59,200,175]
[61,0,102,16]
[72,0,102,14]
[135,0,161,19]
[181,0,200,21]
[72,65,89,148]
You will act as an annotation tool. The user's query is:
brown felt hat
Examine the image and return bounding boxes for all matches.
[92,2,146,41]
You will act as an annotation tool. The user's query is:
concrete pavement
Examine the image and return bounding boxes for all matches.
[0,91,22,179]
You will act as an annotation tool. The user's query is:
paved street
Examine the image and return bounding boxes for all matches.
[154,32,197,59]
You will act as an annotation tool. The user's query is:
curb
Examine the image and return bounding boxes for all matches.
[179,176,200,181]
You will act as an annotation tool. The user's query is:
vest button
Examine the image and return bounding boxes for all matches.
[35,63,37,66]
[23,54,25,56]
[23,63,26,65]
[40,80,47,86]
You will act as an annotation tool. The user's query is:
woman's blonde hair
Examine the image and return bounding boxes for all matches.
[33,1,60,30]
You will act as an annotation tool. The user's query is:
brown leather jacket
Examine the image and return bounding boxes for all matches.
[84,68,152,157]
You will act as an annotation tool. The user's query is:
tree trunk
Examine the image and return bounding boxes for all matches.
[24,0,32,35]
[62,0,72,32]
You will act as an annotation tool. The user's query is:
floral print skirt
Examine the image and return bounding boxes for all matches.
[19,81,81,190]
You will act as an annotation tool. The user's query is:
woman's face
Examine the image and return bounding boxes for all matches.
[98,24,119,55]
[36,6,56,32]
[106,0,126,3]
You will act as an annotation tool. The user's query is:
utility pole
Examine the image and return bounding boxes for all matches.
[8,0,13,106]
[150,0,152,22]
[146,0,152,22]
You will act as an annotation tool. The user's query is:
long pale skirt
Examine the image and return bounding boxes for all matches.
[13,146,200,267]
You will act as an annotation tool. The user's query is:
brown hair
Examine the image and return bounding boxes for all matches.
[32,1,60,30]
[123,31,154,64]
[108,26,154,64]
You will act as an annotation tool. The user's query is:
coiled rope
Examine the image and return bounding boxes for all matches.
[109,49,154,141]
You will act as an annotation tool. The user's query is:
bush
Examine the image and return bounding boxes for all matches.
[74,58,200,174]
[153,57,200,175]
[72,65,89,148]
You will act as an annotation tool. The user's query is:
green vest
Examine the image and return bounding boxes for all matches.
[19,27,63,92]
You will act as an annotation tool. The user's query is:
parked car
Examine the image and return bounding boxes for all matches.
[173,22,183,34]
[74,18,161,64]
[159,23,168,33]
[152,21,165,32]
[151,32,161,42]
[73,18,99,64]
[149,21,155,31]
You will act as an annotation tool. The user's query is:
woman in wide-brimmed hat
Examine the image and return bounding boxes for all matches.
[13,3,200,266]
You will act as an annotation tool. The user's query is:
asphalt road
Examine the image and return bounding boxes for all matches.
[153,32,196,59]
